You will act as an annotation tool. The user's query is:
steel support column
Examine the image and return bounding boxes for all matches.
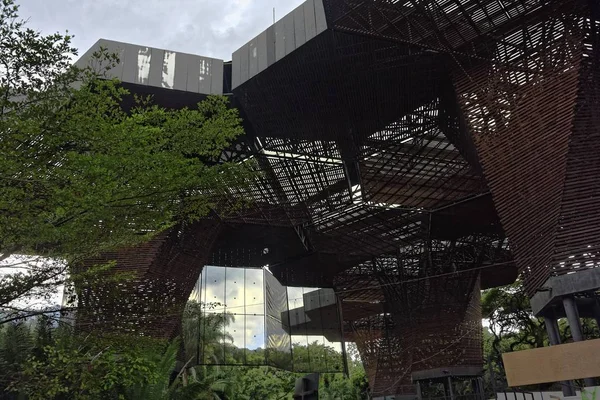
[563,297,584,341]
[544,315,576,396]
[563,296,595,388]
[593,299,600,332]
[544,316,562,346]
[446,377,455,400]
[477,377,485,400]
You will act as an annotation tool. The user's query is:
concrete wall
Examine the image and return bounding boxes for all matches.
[531,268,600,316]
[75,39,223,95]
[231,0,327,89]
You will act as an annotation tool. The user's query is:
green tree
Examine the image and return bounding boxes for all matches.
[0,321,33,396]
[0,0,249,323]
[11,330,166,399]
[320,358,368,400]
[289,341,345,373]
[125,338,225,400]
[0,319,222,400]
[182,301,236,366]
[1,303,368,399]
[481,280,599,394]
[221,366,296,400]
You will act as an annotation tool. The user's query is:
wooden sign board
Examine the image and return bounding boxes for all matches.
[502,339,600,387]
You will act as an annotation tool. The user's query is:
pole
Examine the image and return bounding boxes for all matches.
[563,297,584,341]
[447,377,455,400]
[563,296,595,388]
[544,316,561,345]
[544,315,576,396]
[478,377,485,400]
[488,356,497,397]
[337,297,350,378]
[593,299,600,332]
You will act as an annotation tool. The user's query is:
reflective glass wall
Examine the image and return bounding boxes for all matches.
[188,266,346,373]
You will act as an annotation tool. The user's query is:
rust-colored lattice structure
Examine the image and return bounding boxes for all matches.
[76,220,221,338]
[322,0,547,53]
[333,233,505,395]
[452,0,600,295]
[348,315,415,397]
[407,275,482,374]
[73,0,600,395]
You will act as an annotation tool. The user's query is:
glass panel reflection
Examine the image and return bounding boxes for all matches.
[225,267,245,316]
[224,316,245,364]
[191,266,346,373]
[327,339,345,373]
[309,335,328,371]
[292,334,311,372]
[245,314,266,365]
[199,312,228,364]
[287,287,304,310]
[266,315,293,370]
[203,266,225,311]
[245,268,264,315]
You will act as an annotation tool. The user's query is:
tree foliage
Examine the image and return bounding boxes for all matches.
[1,319,220,400]
[481,280,599,393]
[14,334,165,400]
[0,320,33,395]
[0,303,368,400]
[0,0,249,323]
[320,357,369,400]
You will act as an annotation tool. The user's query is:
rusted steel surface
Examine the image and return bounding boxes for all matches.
[375,241,486,372]
[337,271,483,396]
[358,98,487,209]
[551,6,600,282]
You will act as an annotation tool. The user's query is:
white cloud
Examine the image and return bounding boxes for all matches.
[17,0,305,60]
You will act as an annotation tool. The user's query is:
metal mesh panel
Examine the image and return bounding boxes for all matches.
[408,275,482,374]
[551,7,600,279]
[359,98,486,209]
[70,2,600,394]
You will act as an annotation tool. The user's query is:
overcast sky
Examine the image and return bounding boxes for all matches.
[18,0,305,61]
